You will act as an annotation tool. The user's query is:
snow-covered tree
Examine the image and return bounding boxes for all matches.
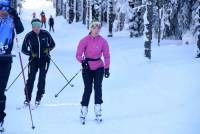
[83,0,87,24]
[127,0,145,37]
[68,0,75,23]
[75,0,82,22]
[92,0,101,21]
[101,0,108,23]
[144,0,153,59]
[107,0,115,37]
[191,0,200,36]
[87,0,92,29]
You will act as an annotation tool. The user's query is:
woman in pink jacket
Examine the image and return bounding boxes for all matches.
[76,21,110,124]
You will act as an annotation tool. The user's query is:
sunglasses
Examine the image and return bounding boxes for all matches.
[32,22,42,28]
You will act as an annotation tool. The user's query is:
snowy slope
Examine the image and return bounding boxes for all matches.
[3,0,200,134]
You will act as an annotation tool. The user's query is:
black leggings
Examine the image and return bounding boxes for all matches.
[25,58,50,102]
[0,62,11,122]
[81,67,104,106]
[49,24,54,32]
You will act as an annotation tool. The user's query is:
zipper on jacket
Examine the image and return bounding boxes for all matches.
[37,35,41,58]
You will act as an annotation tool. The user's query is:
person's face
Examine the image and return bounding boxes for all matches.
[32,22,41,34]
[91,26,101,36]
[33,26,40,34]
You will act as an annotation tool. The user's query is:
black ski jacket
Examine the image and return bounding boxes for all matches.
[49,18,54,25]
[22,30,55,59]
[197,39,200,50]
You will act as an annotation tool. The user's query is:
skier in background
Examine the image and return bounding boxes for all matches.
[40,10,46,28]
[32,12,36,20]
[196,34,200,58]
[76,21,110,124]
[48,15,54,32]
[0,0,24,131]
[22,19,55,106]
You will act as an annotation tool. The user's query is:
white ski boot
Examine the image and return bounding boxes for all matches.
[94,104,102,123]
[80,106,88,125]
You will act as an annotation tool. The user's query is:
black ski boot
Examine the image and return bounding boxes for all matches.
[0,120,4,132]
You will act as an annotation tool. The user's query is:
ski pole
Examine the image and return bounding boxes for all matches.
[50,57,74,87]
[5,60,31,91]
[15,31,35,130]
[55,69,82,98]
[0,54,16,57]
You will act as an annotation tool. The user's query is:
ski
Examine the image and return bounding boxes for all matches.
[16,104,28,110]
[31,104,40,110]
[16,105,40,111]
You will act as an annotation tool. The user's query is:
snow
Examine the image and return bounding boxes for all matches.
[3,0,200,134]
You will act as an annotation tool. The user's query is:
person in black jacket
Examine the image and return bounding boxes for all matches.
[196,34,200,58]
[48,15,54,32]
[22,19,55,106]
[0,0,24,131]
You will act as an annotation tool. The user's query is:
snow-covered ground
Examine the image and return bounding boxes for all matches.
[3,0,200,134]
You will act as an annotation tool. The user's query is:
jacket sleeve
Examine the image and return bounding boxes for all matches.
[21,34,31,56]
[76,38,87,63]
[47,33,55,51]
[197,40,200,50]
[102,40,110,69]
[9,8,24,34]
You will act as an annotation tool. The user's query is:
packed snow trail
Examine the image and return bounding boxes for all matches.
[3,0,200,134]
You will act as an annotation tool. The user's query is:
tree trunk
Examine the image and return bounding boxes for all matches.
[144,0,153,59]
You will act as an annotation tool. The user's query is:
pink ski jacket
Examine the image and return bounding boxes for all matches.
[76,34,110,70]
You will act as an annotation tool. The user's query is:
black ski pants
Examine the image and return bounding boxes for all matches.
[41,21,46,28]
[49,24,54,32]
[25,58,50,102]
[0,62,11,122]
[81,67,104,106]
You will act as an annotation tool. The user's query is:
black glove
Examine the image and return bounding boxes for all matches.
[104,68,110,78]
[8,8,18,18]
[82,60,89,70]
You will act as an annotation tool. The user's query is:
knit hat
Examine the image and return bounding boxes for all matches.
[31,18,41,27]
[89,21,101,31]
[0,0,10,12]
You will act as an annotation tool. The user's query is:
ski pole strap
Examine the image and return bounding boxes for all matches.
[85,57,100,61]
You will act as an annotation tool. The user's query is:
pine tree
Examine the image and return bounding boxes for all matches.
[144,0,153,59]
[69,0,75,24]
[128,0,145,37]
[107,0,115,37]
[83,0,87,24]
[101,0,107,23]
[87,0,92,29]
[191,0,200,35]
[157,0,163,46]
[75,0,82,22]
[92,0,100,21]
